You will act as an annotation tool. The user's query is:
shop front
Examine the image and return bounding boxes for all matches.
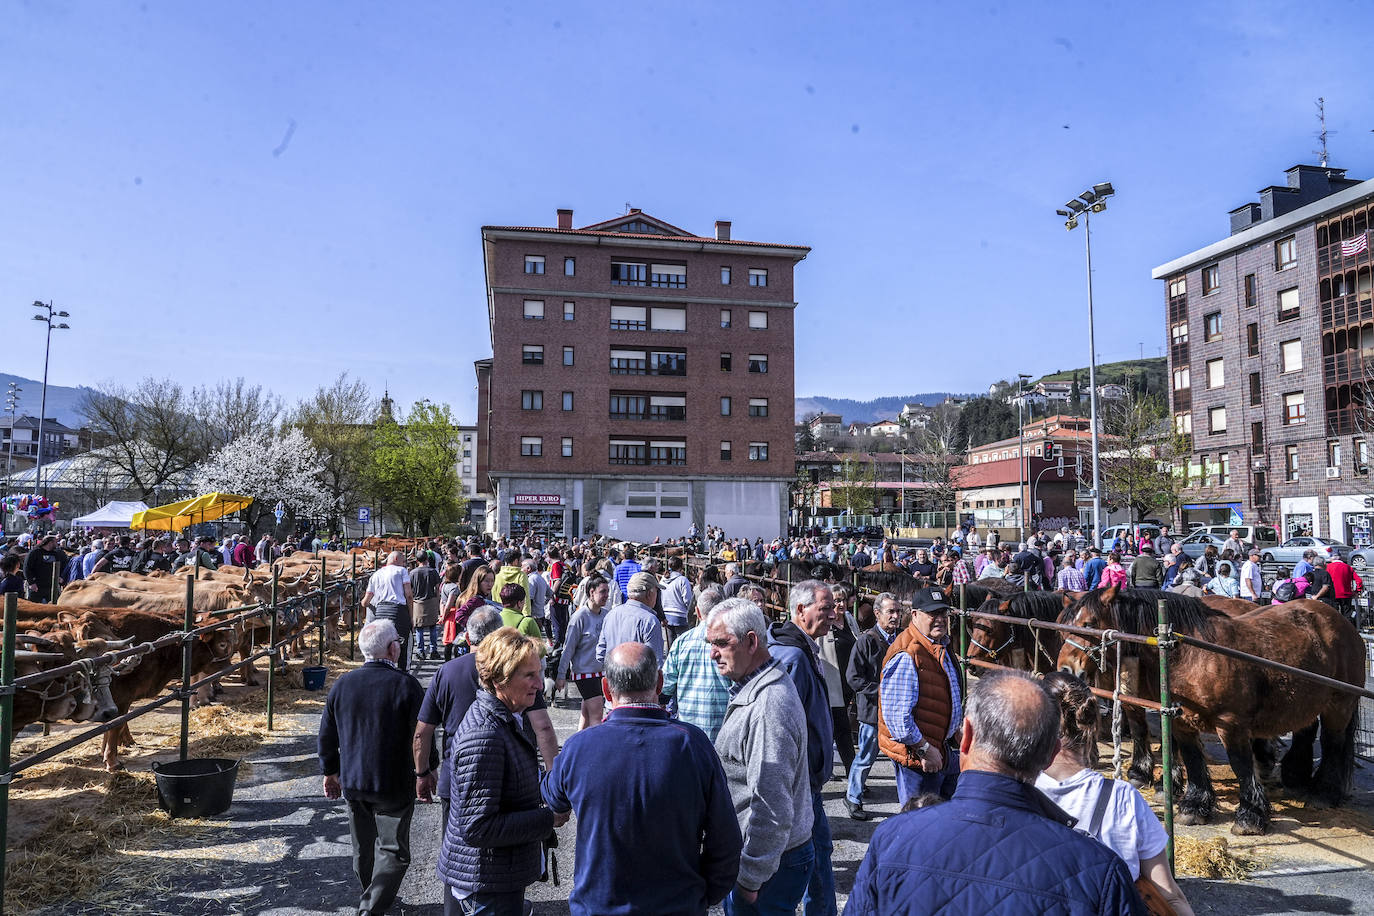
[509,493,568,539]
[1329,494,1374,548]
[1278,496,1319,539]
[1181,502,1244,529]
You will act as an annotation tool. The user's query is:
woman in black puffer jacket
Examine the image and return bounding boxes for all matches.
[439,627,562,915]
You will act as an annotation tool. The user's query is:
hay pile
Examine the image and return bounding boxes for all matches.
[1173,834,1262,879]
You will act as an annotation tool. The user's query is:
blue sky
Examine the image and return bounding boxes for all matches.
[3,0,1371,421]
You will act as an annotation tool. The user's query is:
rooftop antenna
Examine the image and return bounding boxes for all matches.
[1315,97,1334,167]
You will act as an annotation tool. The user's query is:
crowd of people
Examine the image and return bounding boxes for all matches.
[319,530,1194,915]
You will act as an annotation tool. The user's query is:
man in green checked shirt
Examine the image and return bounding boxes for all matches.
[662,584,732,740]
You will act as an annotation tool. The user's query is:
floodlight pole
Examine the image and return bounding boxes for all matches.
[1084,210,1104,549]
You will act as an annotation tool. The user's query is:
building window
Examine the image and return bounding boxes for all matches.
[748,398,769,417]
[563,301,575,320]
[720,440,732,461]
[522,345,544,365]
[748,354,768,373]
[561,437,573,458]
[564,257,575,277]
[524,255,545,275]
[611,261,647,285]
[648,441,687,466]
[1356,437,1369,475]
[609,440,647,465]
[1249,372,1261,406]
[1284,391,1306,425]
[650,307,687,331]
[1208,406,1226,435]
[1244,273,1256,308]
[1278,287,1299,322]
[649,351,686,375]
[1329,440,1342,472]
[523,300,544,320]
[1280,338,1302,373]
[721,397,731,416]
[610,349,646,374]
[1204,311,1221,341]
[563,346,574,367]
[1219,452,1230,486]
[720,309,732,328]
[520,436,543,457]
[1206,358,1224,389]
[748,268,768,287]
[1251,421,1264,454]
[1275,235,1296,270]
[562,391,574,411]
[748,310,768,330]
[1172,367,1190,391]
[1285,444,1299,481]
[649,264,687,288]
[521,390,543,410]
[1179,411,1194,435]
[1168,277,1186,297]
[748,441,769,461]
[610,305,648,331]
[648,395,687,420]
[721,266,731,285]
[1170,322,1189,345]
[720,352,732,372]
[1202,264,1220,294]
[610,395,646,419]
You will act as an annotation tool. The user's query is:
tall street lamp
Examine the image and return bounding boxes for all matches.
[1017,373,1032,542]
[5,382,20,478]
[31,301,71,500]
[1057,182,1114,548]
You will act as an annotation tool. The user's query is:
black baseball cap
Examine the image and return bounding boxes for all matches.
[912,586,952,615]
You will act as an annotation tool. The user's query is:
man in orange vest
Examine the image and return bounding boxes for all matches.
[877,586,963,805]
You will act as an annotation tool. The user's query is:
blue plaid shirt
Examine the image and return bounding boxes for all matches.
[661,622,733,741]
[879,635,963,747]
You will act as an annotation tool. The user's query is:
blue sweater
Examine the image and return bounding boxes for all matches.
[542,706,742,916]
[845,771,1143,916]
[767,621,834,793]
[318,661,425,803]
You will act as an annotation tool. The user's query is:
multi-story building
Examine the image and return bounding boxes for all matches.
[477,208,809,540]
[1152,164,1374,543]
[452,424,489,525]
[956,415,1092,532]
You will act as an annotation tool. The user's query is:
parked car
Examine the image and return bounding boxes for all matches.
[1176,531,1230,560]
[1350,546,1374,571]
[1261,536,1353,566]
[1100,524,1162,547]
[1188,525,1281,550]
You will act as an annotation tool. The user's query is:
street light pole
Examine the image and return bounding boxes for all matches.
[5,383,20,479]
[30,301,71,502]
[1058,183,1114,549]
[1017,373,1032,542]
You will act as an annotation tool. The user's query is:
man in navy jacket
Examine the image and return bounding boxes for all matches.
[319,619,427,916]
[845,671,1143,916]
[542,642,742,916]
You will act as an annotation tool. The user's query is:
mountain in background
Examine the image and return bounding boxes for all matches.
[794,393,958,424]
[0,374,94,428]
[1034,357,1166,394]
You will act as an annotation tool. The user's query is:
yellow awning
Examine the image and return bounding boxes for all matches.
[130,493,254,532]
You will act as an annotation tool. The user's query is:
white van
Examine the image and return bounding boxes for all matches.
[1100,524,1161,545]
[1191,525,1280,550]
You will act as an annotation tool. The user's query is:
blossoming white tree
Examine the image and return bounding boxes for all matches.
[192,428,338,538]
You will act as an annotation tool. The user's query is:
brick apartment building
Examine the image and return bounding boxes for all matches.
[1153,164,1374,545]
[476,208,809,540]
[955,415,1091,533]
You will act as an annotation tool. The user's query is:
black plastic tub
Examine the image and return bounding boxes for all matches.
[152,757,239,818]
[303,665,328,691]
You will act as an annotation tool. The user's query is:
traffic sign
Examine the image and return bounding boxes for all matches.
[357,507,371,524]
[273,500,285,524]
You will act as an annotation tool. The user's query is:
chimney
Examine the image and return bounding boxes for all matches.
[557,208,573,230]
[715,220,732,241]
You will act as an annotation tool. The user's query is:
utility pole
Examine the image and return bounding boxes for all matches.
[30,302,71,501]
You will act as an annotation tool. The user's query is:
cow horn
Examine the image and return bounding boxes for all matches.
[104,636,137,650]
[15,650,66,661]
[16,633,62,650]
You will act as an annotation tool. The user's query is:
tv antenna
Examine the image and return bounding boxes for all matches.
[1315,97,1334,166]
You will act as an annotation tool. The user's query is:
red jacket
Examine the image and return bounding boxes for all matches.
[1327,560,1363,599]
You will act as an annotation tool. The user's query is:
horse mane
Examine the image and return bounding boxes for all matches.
[856,568,921,596]
[997,590,1070,622]
[1075,587,1221,639]
[780,559,842,583]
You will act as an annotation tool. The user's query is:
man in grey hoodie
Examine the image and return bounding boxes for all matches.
[707,597,814,916]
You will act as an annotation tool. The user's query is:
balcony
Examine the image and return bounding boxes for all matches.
[1320,294,1373,329]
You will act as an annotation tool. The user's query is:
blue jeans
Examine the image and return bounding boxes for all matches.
[846,723,878,805]
[802,790,836,916]
[414,625,439,654]
[895,746,959,806]
[724,840,814,916]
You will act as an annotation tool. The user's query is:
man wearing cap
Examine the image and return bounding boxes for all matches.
[1127,544,1163,588]
[135,537,176,574]
[877,586,963,805]
[596,571,665,665]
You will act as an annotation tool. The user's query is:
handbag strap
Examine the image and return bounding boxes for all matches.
[1085,775,1113,837]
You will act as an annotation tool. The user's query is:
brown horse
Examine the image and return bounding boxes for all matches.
[1058,586,1364,835]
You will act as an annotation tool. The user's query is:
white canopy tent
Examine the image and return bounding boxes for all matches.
[72,500,150,529]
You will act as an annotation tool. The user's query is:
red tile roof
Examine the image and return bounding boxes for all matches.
[481,225,811,251]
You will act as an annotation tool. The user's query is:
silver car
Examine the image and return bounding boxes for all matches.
[1350,546,1374,571]
[1262,536,1352,566]
[1176,531,1229,560]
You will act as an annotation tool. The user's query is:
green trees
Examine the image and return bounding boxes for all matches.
[1098,392,1188,525]
[830,457,878,515]
[368,400,466,536]
[288,373,376,530]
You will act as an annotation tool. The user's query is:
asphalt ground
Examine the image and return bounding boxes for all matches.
[33,653,1374,916]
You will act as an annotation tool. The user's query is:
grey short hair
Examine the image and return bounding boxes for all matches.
[359,619,399,660]
[605,644,659,696]
[788,579,828,616]
[724,562,738,578]
[738,583,766,604]
[696,585,725,617]
[627,571,659,599]
[873,592,900,613]
[966,670,1059,779]
[706,597,769,644]
[466,606,503,645]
